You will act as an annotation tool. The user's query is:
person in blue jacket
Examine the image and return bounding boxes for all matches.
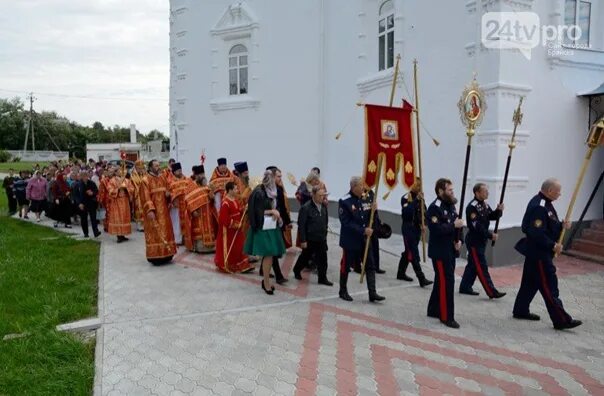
[338,176,385,303]
[512,178,582,330]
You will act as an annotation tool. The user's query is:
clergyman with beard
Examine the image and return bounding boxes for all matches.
[426,178,464,329]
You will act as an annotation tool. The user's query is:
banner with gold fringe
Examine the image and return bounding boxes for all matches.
[363,101,415,190]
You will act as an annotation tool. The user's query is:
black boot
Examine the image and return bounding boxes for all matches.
[366,270,385,302]
[339,272,353,301]
[411,260,433,288]
[397,255,413,281]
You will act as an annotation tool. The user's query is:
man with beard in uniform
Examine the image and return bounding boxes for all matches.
[426,178,464,328]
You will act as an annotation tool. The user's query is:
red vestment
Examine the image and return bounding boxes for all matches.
[107,177,134,236]
[183,183,217,252]
[169,175,192,243]
[140,173,177,261]
[214,196,252,273]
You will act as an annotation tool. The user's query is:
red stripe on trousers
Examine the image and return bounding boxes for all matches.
[537,260,567,325]
[404,236,413,262]
[437,260,447,322]
[471,247,493,297]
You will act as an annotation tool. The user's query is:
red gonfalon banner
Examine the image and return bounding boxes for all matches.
[363,101,415,190]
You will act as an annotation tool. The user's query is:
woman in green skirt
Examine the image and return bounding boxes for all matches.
[244,170,287,294]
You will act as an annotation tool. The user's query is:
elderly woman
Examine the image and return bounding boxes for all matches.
[244,170,286,295]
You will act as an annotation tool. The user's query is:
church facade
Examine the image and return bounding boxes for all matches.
[169,0,603,263]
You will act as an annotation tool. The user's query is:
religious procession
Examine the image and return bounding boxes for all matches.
[8,59,598,336]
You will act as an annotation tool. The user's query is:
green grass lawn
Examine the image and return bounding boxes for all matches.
[0,162,51,173]
[0,192,99,395]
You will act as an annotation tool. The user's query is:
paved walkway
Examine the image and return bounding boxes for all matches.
[16,214,604,395]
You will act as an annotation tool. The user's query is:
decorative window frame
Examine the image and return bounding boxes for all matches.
[549,0,604,70]
[356,0,406,96]
[210,2,260,112]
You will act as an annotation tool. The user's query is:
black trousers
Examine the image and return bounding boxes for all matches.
[293,240,328,281]
[460,244,496,297]
[6,191,17,214]
[428,257,455,322]
[402,230,421,267]
[513,256,572,327]
[80,206,99,237]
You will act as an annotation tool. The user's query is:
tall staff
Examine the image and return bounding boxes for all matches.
[456,77,486,240]
[412,60,427,261]
[360,54,401,283]
[492,97,524,246]
[556,116,604,256]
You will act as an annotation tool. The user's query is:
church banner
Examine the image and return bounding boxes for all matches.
[363,101,415,190]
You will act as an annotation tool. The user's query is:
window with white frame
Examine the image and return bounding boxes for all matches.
[378,0,394,71]
[229,44,248,95]
[564,0,591,47]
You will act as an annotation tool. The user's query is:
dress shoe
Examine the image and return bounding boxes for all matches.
[513,313,541,321]
[369,293,385,302]
[93,231,101,238]
[318,279,333,286]
[276,277,288,285]
[376,269,386,274]
[554,319,582,330]
[459,289,479,296]
[419,278,433,288]
[339,291,353,301]
[261,280,274,295]
[397,273,414,282]
[294,270,302,280]
[490,291,507,299]
[442,320,460,329]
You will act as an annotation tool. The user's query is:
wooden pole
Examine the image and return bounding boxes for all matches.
[360,54,400,283]
[556,146,596,255]
[413,60,427,262]
[492,97,523,246]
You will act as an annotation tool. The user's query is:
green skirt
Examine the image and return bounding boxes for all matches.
[244,228,286,257]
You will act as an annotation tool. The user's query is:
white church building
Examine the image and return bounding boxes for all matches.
[169,0,604,264]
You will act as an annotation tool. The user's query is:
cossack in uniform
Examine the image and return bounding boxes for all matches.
[397,192,432,286]
[426,197,459,328]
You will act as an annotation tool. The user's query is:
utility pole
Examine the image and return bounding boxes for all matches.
[23,92,36,155]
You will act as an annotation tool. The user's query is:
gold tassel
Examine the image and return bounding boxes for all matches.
[382,191,391,201]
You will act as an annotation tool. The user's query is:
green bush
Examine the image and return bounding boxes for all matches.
[12,156,20,163]
[0,150,12,163]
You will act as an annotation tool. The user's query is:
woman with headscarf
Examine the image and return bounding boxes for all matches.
[51,172,73,228]
[244,170,286,295]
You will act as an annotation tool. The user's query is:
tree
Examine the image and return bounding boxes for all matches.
[0,96,169,159]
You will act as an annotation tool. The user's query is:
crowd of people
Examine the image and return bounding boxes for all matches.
[2,158,582,331]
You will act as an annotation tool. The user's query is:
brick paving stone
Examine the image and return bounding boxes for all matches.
[77,215,604,395]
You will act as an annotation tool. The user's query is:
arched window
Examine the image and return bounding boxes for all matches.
[378,0,394,71]
[229,44,248,95]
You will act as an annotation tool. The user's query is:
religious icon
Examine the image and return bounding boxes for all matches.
[464,91,482,121]
[457,77,486,131]
[381,120,398,140]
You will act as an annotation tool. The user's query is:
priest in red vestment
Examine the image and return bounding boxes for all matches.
[209,157,234,213]
[107,170,135,243]
[169,162,190,245]
[183,165,217,253]
[215,181,254,273]
[141,160,177,265]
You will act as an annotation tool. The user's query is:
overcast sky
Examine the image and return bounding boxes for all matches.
[0,0,169,134]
